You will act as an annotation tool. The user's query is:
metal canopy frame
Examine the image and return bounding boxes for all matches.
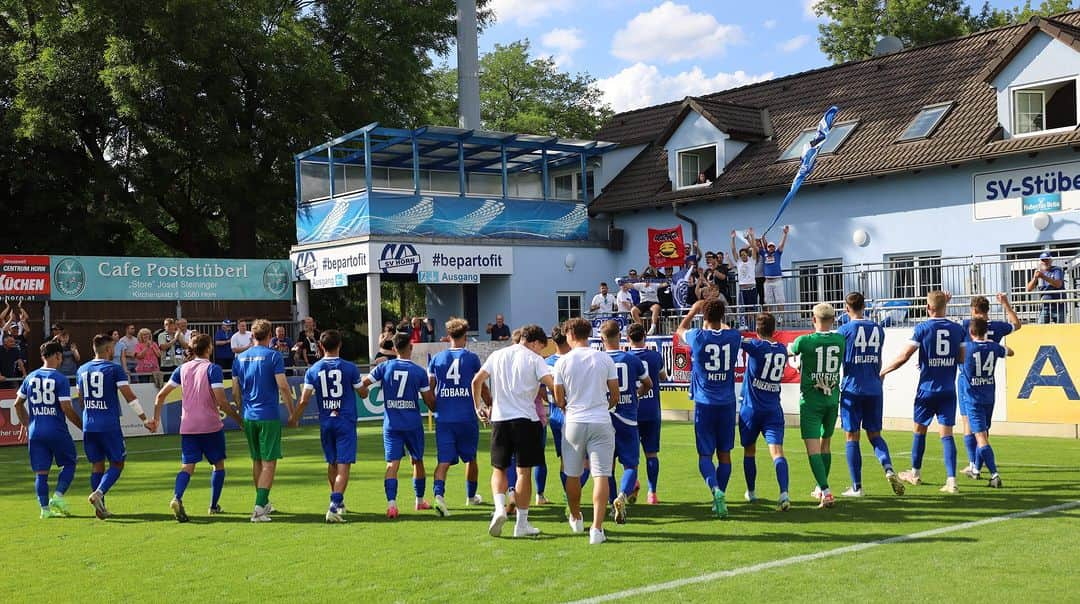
[295,123,617,203]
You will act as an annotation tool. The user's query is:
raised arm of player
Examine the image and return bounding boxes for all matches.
[997,292,1022,332]
[677,299,706,341]
[880,342,918,379]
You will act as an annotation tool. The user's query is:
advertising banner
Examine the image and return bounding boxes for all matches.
[290,242,369,289]
[1006,324,1080,424]
[0,255,50,301]
[0,385,26,446]
[296,190,588,244]
[50,256,293,301]
[647,226,685,268]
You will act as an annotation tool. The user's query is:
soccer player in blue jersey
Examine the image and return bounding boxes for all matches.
[881,291,967,493]
[962,317,1012,488]
[289,330,363,523]
[628,323,666,504]
[428,318,487,516]
[13,341,83,518]
[838,292,904,497]
[676,297,742,518]
[601,320,652,524]
[738,312,792,511]
[232,319,294,522]
[959,293,1020,480]
[153,334,244,522]
[359,333,436,519]
[76,334,155,519]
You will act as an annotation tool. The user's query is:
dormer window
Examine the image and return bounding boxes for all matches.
[778,121,857,161]
[677,145,717,188]
[1012,78,1077,135]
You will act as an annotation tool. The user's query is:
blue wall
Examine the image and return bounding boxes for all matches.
[610,149,1080,271]
[992,33,1080,136]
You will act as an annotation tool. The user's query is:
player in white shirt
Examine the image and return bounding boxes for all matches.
[472,325,553,538]
[590,282,619,313]
[553,317,620,545]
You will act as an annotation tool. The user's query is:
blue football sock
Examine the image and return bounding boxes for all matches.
[385,478,398,503]
[774,457,790,493]
[580,467,590,486]
[963,433,978,466]
[210,470,225,507]
[715,461,732,492]
[507,459,518,490]
[35,475,49,507]
[645,457,659,492]
[534,463,548,495]
[608,476,617,504]
[330,492,344,510]
[846,441,863,490]
[559,471,568,491]
[433,479,446,497]
[90,471,103,493]
[56,465,75,495]
[869,435,893,472]
[98,466,122,495]
[413,477,426,498]
[173,471,192,501]
[911,433,927,470]
[620,467,638,497]
[976,446,986,472]
[743,456,757,492]
[942,436,957,478]
[698,457,717,490]
[977,445,998,475]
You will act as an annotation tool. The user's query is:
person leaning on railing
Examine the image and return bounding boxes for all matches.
[0,331,27,384]
[1026,251,1066,324]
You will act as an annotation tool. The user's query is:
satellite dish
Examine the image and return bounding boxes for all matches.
[872,36,904,56]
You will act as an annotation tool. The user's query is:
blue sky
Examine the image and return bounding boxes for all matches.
[464,0,1030,113]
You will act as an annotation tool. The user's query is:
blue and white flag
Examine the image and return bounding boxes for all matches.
[762,106,839,236]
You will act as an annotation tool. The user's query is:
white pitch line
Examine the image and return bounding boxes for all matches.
[567,499,1080,604]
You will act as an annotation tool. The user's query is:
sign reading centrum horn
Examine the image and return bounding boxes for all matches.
[50,256,293,301]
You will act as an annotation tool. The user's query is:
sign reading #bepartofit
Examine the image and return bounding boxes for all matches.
[50,256,292,301]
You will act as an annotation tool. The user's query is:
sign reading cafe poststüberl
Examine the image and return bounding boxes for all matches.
[50,256,292,301]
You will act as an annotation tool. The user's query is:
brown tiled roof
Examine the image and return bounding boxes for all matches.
[653,97,771,146]
[592,13,1080,214]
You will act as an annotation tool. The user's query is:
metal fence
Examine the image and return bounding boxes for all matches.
[590,247,1080,334]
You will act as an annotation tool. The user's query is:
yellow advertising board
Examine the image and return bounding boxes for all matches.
[1006,324,1080,424]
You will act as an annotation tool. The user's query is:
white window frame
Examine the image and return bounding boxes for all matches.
[777,121,858,162]
[887,252,943,306]
[793,259,844,307]
[1009,75,1079,138]
[676,144,718,189]
[556,291,586,323]
[550,170,594,200]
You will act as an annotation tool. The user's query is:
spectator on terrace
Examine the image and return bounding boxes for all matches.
[616,280,635,313]
[1027,251,1066,324]
[1,301,29,338]
[373,339,397,366]
[157,318,183,373]
[230,319,254,355]
[487,314,511,341]
[300,315,322,363]
[630,276,667,335]
[133,327,161,380]
[759,225,790,312]
[109,329,124,366]
[176,317,195,354]
[270,326,294,367]
[625,269,641,305]
[0,333,27,383]
[5,319,28,360]
[52,326,80,377]
[590,282,618,313]
[214,319,234,367]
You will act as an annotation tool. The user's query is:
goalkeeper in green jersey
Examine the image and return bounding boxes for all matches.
[788,303,845,509]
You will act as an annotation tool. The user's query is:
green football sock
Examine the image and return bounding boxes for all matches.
[823,452,832,476]
[256,487,270,507]
[809,454,830,490]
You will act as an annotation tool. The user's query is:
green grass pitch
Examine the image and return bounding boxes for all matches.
[1,423,1077,602]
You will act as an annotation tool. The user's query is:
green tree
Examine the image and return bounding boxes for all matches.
[1,0,471,259]
[815,0,1075,63]
[426,40,613,138]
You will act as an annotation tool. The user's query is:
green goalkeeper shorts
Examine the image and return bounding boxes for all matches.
[244,419,283,461]
[799,399,838,440]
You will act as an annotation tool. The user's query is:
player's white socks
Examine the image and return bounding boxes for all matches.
[387,499,397,508]
[493,493,507,514]
[515,508,529,527]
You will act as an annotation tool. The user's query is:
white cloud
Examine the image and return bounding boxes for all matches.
[596,63,774,113]
[778,34,810,52]
[611,2,744,63]
[489,0,574,26]
[540,28,585,68]
[763,19,777,29]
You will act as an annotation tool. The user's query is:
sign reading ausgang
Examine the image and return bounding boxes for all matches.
[51,256,292,301]
[290,243,369,289]
[973,160,1080,220]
